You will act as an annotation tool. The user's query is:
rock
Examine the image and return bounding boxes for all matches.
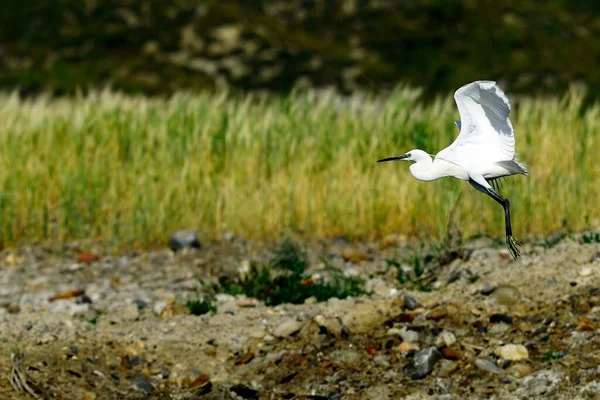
[509,363,532,378]
[579,267,593,276]
[373,354,390,368]
[524,370,561,396]
[435,330,457,347]
[341,302,389,333]
[82,392,97,400]
[399,329,420,343]
[427,307,448,321]
[313,315,343,337]
[341,246,370,262]
[273,318,303,337]
[404,347,441,379]
[480,284,496,296]
[488,323,510,335]
[439,359,459,377]
[169,230,201,252]
[131,376,154,394]
[397,342,420,354]
[330,349,362,364]
[365,278,393,297]
[474,358,504,375]
[441,347,462,360]
[77,252,100,264]
[495,344,529,361]
[576,316,596,331]
[121,304,140,321]
[7,304,20,314]
[230,384,259,399]
[403,295,419,310]
[492,285,520,305]
[361,385,391,399]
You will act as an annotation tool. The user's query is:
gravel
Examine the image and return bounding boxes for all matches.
[0,234,599,398]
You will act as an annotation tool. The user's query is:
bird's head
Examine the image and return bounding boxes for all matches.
[377,149,429,163]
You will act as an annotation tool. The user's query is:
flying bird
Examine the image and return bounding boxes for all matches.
[377,81,528,259]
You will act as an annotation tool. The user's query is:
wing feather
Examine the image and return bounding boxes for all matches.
[437,81,516,166]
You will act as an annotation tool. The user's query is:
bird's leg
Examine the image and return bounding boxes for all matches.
[469,180,521,259]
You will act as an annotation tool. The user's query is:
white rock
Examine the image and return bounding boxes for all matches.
[436,330,457,347]
[273,318,303,338]
[495,344,529,361]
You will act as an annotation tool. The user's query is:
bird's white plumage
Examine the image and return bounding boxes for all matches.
[436,81,516,173]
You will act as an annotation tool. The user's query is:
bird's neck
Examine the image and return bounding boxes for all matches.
[409,156,439,182]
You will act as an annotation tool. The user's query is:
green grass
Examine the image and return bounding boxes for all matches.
[0,85,598,248]
[218,239,367,306]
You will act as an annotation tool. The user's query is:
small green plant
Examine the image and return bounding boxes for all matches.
[186,297,217,316]
[219,239,367,306]
[580,232,600,244]
[539,350,566,361]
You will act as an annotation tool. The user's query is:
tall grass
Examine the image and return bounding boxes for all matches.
[0,85,598,248]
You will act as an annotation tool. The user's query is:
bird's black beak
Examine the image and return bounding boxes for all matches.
[377,153,410,163]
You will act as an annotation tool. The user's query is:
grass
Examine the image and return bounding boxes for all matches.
[218,238,367,306]
[0,85,599,248]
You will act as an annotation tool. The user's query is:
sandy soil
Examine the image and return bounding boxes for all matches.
[0,234,599,399]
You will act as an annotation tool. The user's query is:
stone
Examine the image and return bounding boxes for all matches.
[435,330,457,347]
[439,359,459,377]
[403,295,419,310]
[495,344,529,361]
[474,358,504,375]
[169,230,201,252]
[399,329,420,343]
[403,347,441,379]
[340,302,389,333]
[488,323,510,335]
[509,363,532,378]
[341,247,369,262]
[397,342,420,353]
[131,376,154,394]
[273,318,303,338]
[492,285,520,305]
[313,315,343,337]
[120,304,140,321]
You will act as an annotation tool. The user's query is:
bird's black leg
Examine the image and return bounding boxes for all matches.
[469,179,521,259]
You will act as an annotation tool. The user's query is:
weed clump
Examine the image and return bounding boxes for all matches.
[186,297,217,316]
[219,239,366,306]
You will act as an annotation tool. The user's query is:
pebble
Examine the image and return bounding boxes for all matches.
[435,330,457,347]
[399,329,420,343]
[397,342,420,353]
[403,295,419,310]
[273,318,303,337]
[576,316,596,331]
[341,247,369,262]
[120,304,140,321]
[439,359,459,377]
[314,315,343,337]
[579,267,592,277]
[475,358,504,375]
[495,344,529,361]
[329,349,362,364]
[131,376,154,394]
[341,302,389,333]
[492,285,520,305]
[169,230,201,252]
[509,363,532,378]
[404,347,441,379]
[480,284,496,296]
[373,354,390,368]
[82,393,96,400]
[489,323,510,335]
[427,307,448,321]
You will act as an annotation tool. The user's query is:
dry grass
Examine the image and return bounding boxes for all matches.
[0,85,598,248]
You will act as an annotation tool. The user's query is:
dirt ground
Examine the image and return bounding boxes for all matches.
[0,233,599,399]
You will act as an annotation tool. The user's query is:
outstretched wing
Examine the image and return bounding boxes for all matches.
[437,81,515,165]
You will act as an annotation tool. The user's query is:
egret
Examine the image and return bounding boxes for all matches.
[377,81,528,259]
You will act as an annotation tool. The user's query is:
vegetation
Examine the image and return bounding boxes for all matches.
[186,297,217,316]
[0,85,598,248]
[219,239,367,306]
[1,1,600,98]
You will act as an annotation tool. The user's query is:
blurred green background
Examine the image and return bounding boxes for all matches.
[2,0,600,97]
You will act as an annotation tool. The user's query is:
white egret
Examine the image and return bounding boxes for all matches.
[378,81,528,259]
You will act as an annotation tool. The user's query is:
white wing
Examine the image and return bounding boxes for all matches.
[437,81,515,165]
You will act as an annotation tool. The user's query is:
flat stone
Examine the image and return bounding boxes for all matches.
[495,344,529,361]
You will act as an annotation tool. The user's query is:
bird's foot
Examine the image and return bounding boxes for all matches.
[506,235,521,259]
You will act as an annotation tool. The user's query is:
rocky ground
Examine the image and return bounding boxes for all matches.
[0,232,599,399]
